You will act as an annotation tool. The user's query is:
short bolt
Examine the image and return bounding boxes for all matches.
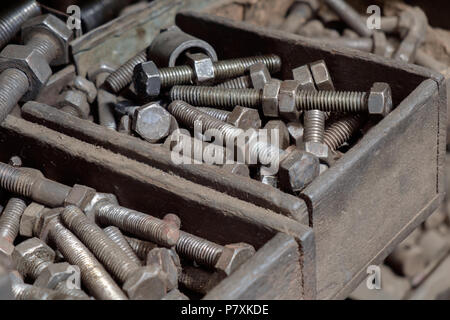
[104,50,147,93]
[324,114,365,151]
[0,197,27,243]
[103,226,142,266]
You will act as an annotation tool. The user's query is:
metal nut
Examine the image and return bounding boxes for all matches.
[249,62,271,90]
[227,106,261,130]
[133,61,161,98]
[22,14,73,66]
[34,262,79,289]
[292,65,316,91]
[64,184,96,209]
[287,122,304,146]
[262,80,281,117]
[279,80,301,121]
[132,103,171,143]
[13,238,55,276]
[186,53,214,85]
[368,82,393,117]
[309,60,335,90]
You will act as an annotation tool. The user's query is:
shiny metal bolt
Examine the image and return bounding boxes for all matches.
[0,197,26,243]
[104,50,147,93]
[324,114,365,151]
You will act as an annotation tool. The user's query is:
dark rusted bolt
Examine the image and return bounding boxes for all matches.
[323,0,372,37]
[132,102,172,143]
[133,54,281,98]
[324,114,366,151]
[279,0,319,33]
[61,206,168,300]
[171,81,393,116]
[198,106,262,130]
[0,197,27,243]
[37,211,127,300]
[103,226,142,266]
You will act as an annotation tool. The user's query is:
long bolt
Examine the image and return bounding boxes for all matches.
[0,197,26,243]
[0,0,41,49]
[61,206,141,284]
[104,50,147,93]
[125,236,157,260]
[103,226,142,266]
[92,200,180,247]
[176,231,223,268]
[324,114,365,150]
[323,0,373,37]
[46,216,127,300]
[216,75,252,89]
[170,85,370,113]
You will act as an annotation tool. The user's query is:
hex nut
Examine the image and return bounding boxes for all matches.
[287,122,304,146]
[262,80,281,117]
[279,80,302,121]
[123,265,168,300]
[133,61,161,98]
[186,53,214,85]
[214,243,255,276]
[13,238,55,277]
[249,62,271,90]
[0,45,51,101]
[264,120,290,150]
[292,65,316,91]
[34,262,79,289]
[20,203,47,238]
[132,103,171,143]
[0,238,14,258]
[303,141,329,160]
[57,90,90,119]
[278,149,320,193]
[64,184,96,209]
[309,60,335,90]
[227,106,262,130]
[22,14,73,66]
[72,76,97,103]
[146,248,180,291]
[368,82,393,117]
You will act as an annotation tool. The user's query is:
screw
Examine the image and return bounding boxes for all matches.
[176,231,224,268]
[0,0,41,49]
[104,50,147,93]
[170,82,393,116]
[103,226,142,266]
[216,75,252,89]
[324,114,365,151]
[134,54,281,97]
[44,214,127,300]
[11,281,87,300]
[323,0,373,37]
[198,106,261,130]
[125,236,157,261]
[0,197,26,244]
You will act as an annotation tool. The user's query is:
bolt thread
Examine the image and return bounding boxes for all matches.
[26,33,59,64]
[160,65,194,87]
[170,86,261,109]
[168,100,243,145]
[27,260,52,281]
[179,266,213,294]
[295,90,368,113]
[61,206,139,284]
[176,231,223,268]
[0,163,39,198]
[197,107,230,122]
[248,140,285,167]
[48,217,127,300]
[54,282,90,299]
[324,114,365,150]
[0,0,41,49]
[104,226,142,266]
[125,236,157,261]
[12,283,86,300]
[105,50,146,93]
[216,75,252,89]
[213,54,281,80]
[304,110,326,143]
[60,105,81,117]
[0,197,26,242]
[94,201,179,247]
[0,68,29,122]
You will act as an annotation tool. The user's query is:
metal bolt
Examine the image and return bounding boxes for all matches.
[0,0,41,49]
[104,50,147,93]
[324,114,365,151]
[170,82,393,116]
[216,75,252,89]
[279,0,319,33]
[323,0,373,37]
[198,106,261,130]
[0,197,26,243]
[134,54,281,98]
[179,265,221,295]
[103,226,142,266]
[125,236,157,261]
[11,280,87,300]
[43,214,127,300]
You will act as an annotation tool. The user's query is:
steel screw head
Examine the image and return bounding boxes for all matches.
[132,103,172,143]
[279,80,302,121]
[249,62,271,90]
[368,82,393,117]
[262,79,281,117]
[20,203,46,238]
[133,61,161,98]
[214,243,255,276]
[278,149,320,193]
[186,53,215,85]
[227,106,261,130]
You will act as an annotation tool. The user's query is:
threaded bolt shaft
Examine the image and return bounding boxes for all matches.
[105,50,147,93]
[216,75,252,89]
[197,107,230,122]
[61,206,140,284]
[125,236,157,261]
[93,201,180,247]
[179,266,215,294]
[0,197,26,242]
[0,68,29,122]
[176,231,223,268]
[20,254,53,281]
[103,226,142,266]
[171,85,369,113]
[304,110,326,143]
[324,114,365,150]
[12,282,87,300]
[54,282,90,299]
[26,33,59,65]
[0,0,41,49]
[323,0,373,37]
[47,216,127,300]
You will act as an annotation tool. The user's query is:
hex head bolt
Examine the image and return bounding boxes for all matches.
[170,82,393,116]
[0,197,27,243]
[323,0,373,38]
[324,114,365,151]
[0,0,41,49]
[43,215,127,300]
[133,54,281,98]
[0,162,72,208]
[198,106,262,130]
[103,226,142,266]
[280,0,319,33]
[0,14,72,122]
[92,200,180,248]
